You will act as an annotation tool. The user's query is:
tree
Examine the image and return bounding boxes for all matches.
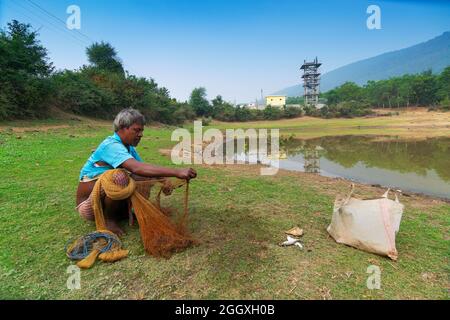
[263,106,283,120]
[189,87,211,117]
[411,70,438,106]
[235,106,252,121]
[0,20,53,119]
[86,41,124,75]
[210,95,238,121]
[286,96,304,104]
[284,106,302,118]
[212,95,224,108]
[397,75,414,107]
[437,66,450,102]
[325,82,364,105]
[441,96,450,111]
[51,70,110,117]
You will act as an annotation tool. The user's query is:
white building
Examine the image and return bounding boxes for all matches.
[265,95,286,108]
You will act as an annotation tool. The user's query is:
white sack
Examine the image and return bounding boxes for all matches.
[327,185,404,260]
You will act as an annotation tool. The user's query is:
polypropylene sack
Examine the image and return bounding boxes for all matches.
[327,185,404,260]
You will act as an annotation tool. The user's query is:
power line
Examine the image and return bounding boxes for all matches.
[4,1,58,36]
[5,0,89,48]
[2,1,40,31]
[6,0,89,46]
[26,0,94,43]
[23,0,91,45]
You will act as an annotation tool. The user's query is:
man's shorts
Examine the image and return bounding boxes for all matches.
[75,175,103,221]
[76,193,95,221]
[75,171,129,221]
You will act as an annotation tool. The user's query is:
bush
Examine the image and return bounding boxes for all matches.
[172,103,196,123]
[0,90,13,119]
[263,106,284,120]
[0,20,54,120]
[51,70,110,117]
[320,100,372,118]
[201,116,212,126]
[234,107,253,122]
[0,20,196,124]
[304,105,320,117]
[440,96,450,111]
[284,106,302,118]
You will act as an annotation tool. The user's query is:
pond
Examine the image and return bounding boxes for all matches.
[235,135,450,199]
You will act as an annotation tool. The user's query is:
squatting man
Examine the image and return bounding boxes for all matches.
[75,108,197,235]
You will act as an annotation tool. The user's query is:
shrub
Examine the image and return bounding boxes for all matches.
[440,96,450,111]
[284,106,302,118]
[263,106,284,120]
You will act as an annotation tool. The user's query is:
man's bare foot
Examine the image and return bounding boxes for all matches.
[105,219,125,237]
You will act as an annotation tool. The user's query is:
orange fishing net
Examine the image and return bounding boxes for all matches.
[91,169,195,258]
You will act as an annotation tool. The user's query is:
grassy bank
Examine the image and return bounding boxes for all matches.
[0,113,449,299]
[208,108,450,139]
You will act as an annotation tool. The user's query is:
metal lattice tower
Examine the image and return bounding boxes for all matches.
[300,57,321,106]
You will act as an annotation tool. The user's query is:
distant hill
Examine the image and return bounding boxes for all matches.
[274,31,450,97]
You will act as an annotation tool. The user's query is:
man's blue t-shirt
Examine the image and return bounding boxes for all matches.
[79,132,142,181]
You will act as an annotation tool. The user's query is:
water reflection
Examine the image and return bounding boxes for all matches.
[303,145,322,173]
[234,135,450,199]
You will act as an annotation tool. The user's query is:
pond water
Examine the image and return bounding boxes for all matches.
[235,135,450,199]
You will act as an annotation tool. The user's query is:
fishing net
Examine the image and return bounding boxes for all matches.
[92,169,195,257]
[67,169,195,268]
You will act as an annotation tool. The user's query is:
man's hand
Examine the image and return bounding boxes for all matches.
[122,158,197,180]
[176,168,197,180]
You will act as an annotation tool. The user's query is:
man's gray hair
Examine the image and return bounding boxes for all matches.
[113,108,146,132]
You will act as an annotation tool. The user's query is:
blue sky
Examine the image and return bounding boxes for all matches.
[1,0,449,102]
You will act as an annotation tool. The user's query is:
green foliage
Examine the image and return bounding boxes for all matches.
[211,95,224,107]
[201,116,212,126]
[207,96,303,122]
[319,101,372,118]
[440,96,450,111]
[0,20,54,119]
[318,68,450,117]
[3,19,449,123]
[0,20,194,124]
[171,103,196,123]
[86,41,124,75]
[51,70,109,117]
[263,106,283,120]
[303,105,320,117]
[286,96,304,104]
[437,66,450,103]
[210,95,236,121]
[50,64,190,124]
[284,106,303,118]
[233,106,252,122]
[410,70,439,106]
[325,67,450,108]
[326,82,364,105]
[362,69,447,108]
[189,87,212,117]
[0,91,11,119]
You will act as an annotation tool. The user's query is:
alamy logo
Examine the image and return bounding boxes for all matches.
[366,265,381,290]
[367,5,381,30]
[66,265,81,290]
[66,5,81,30]
[171,121,280,176]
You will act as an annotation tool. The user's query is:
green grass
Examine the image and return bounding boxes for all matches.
[0,120,449,299]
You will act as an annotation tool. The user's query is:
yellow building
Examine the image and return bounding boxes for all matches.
[265,95,286,107]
